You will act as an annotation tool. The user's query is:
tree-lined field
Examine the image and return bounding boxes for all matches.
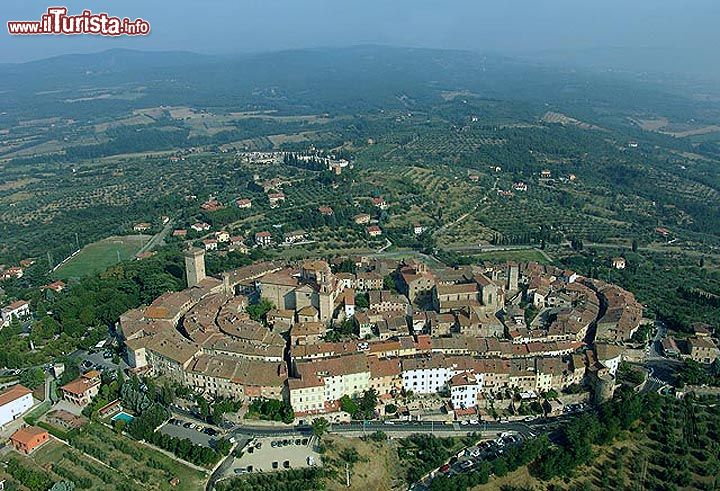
[54,235,151,280]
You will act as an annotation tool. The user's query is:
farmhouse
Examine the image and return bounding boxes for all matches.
[353,213,371,225]
[0,385,34,428]
[268,193,286,207]
[60,371,101,407]
[10,426,49,454]
[133,222,151,232]
[285,230,308,244]
[191,222,211,232]
[255,231,273,247]
[236,198,252,209]
[41,281,66,293]
[202,239,218,251]
[1,300,31,327]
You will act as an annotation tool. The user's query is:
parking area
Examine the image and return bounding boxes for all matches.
[227,436,322,476]
[426,432,525,484]
[158,417,221,448]
[74,348,129,373]
[562,402,589,415]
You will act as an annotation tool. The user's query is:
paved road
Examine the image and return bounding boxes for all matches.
[138,219,174,255]
[639,320,682,393]
[224,419,556,441]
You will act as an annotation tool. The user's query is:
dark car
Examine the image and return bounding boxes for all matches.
[440,464,451,473]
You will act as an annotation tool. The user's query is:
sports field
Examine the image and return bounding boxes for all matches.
[54,235,150,280]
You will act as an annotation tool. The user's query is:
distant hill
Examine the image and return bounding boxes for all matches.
[0,45,703,122]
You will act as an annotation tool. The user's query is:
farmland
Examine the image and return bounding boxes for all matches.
[1,45,720,285]
[1,423,207,491]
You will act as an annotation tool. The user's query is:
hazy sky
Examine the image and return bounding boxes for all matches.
[2,0,719,64]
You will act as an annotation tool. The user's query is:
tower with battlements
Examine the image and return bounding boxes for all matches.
[184,247,206,288]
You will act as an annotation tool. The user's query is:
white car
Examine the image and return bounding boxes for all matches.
[468,419,479,425]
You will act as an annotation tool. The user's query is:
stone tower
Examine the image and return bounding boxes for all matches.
[184,247,206,288]
[507,262,519,293]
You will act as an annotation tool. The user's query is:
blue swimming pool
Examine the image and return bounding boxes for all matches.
[111,411,134,424]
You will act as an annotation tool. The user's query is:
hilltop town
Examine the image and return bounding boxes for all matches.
[117,247,645,421]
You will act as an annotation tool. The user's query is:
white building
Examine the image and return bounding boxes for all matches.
[290,354,370,414]
[0,385,34,428]
[449,371,483,409]
[401,355,452,394]
[255,231,273,247]
[202,239,218,251]
[1,300,31,328]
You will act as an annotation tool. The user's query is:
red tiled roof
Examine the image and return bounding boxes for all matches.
[0,384,32,407]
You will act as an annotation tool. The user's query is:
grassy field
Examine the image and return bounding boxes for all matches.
[54,235,150,280]
[322,435,403,491]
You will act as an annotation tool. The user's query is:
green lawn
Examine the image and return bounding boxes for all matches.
[54,235,150,280]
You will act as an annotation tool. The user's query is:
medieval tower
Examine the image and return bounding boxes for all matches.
[184,247,206,288]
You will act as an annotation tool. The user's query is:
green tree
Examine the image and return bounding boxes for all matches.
[20,367,45,390]
[312,417,329,437]
[340,395,359,416]
[247,298,274,323]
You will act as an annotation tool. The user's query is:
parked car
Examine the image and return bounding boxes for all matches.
[283,460,290,469]
[439,464,451,473]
